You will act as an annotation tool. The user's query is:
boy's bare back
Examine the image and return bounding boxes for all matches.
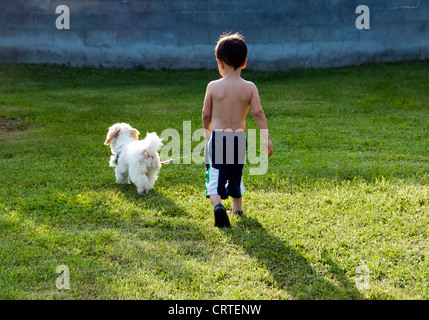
[204,76,257,131]
[203,74,266,134]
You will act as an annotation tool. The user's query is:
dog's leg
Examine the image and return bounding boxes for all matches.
[115,166,130,184]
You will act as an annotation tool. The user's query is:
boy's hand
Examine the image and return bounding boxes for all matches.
[204,129,210,141]
[265,139,274,157]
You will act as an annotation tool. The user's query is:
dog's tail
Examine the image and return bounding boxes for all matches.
[144,132,162,155]
[140,132,163,165]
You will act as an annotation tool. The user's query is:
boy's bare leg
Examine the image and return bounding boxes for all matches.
[232,197,242,213]
[209,195,222,207]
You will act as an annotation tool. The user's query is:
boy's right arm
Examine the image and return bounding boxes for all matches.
[202,82,213,140]
[249,83,274,157]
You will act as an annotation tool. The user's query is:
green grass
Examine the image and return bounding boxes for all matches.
[0,61,428,300]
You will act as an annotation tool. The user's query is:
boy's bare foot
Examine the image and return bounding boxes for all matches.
[214,203,231,228]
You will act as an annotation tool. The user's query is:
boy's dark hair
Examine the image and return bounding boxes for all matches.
[215,32,248,70]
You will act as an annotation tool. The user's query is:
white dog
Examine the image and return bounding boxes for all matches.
[104,123,163,195]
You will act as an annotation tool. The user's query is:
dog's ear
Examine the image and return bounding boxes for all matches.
[104,126,121,146]
[130,128,140,140]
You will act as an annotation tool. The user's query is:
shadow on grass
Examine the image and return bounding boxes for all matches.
[114,183,364,299]
[117,184,189,218]
[223,215,363,300]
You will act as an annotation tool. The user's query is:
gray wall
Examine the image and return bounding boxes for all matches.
[0,0,428,70]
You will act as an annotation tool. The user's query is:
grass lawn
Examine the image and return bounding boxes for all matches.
[0,61,428,300]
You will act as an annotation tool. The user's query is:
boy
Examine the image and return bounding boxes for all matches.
[202,32,273,228]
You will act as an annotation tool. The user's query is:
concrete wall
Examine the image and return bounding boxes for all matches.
[0,0,428,70]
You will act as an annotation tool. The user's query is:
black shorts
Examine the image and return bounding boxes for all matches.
[205,131,246,199]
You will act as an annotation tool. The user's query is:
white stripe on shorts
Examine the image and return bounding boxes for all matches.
[206,165,220,196]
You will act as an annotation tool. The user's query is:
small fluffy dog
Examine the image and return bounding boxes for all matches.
[104,123,163,195]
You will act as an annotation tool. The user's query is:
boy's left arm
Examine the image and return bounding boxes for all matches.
[249,83,273,157]
[202,83,213,140]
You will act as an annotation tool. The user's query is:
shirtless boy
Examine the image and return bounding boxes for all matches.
[202,32,274,228]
